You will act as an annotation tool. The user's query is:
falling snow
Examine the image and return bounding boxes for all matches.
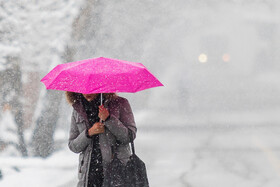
[1,0,280,187]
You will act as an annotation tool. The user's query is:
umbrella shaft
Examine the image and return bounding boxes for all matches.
[100,93,102,105]
[99,93,103,123]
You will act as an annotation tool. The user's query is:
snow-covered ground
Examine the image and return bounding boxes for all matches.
[0,148,78,187]
[141,126,280,187]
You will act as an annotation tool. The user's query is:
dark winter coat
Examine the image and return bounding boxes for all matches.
[67,94,137,187]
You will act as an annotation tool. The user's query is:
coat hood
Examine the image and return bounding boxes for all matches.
[65,92,117,105]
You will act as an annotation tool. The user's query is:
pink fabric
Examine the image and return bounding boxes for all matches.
[41,57,163,94]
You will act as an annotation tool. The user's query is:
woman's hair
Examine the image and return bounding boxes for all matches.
[65,91,117,105]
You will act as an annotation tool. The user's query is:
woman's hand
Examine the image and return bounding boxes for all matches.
[88,122,105,136]
[98,105,109,121]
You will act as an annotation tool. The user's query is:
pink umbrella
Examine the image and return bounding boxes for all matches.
[41,57,163,99]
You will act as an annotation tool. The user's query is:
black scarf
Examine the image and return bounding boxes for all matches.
[81,94,102,126]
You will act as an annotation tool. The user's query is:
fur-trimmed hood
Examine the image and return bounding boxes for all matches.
[65,92,117,105]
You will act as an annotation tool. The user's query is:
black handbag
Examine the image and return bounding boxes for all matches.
[103,131,149,187]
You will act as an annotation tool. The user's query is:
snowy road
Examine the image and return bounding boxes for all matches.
[1,123,280,187]
[138,124,280,187]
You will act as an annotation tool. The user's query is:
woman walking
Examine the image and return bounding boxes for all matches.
[66,92,137,187]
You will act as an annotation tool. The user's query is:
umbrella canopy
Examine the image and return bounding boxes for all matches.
[41,57,163,94]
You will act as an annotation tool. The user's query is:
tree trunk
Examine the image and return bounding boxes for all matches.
[32,90,63,158]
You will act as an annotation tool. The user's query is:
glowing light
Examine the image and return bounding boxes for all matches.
[198,53,207,63]
[222,54,230,62]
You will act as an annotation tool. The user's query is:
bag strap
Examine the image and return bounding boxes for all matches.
[128,129,135,155]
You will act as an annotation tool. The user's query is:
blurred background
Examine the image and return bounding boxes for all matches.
[0,0,280,186]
